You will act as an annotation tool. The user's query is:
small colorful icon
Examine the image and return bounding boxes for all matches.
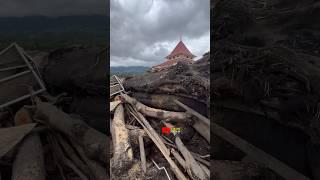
[162,127,171,135]
[161,127,182,135]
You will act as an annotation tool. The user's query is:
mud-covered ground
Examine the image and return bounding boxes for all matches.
[213,0,320,179]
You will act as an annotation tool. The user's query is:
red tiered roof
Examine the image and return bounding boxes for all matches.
[166,40,196,59]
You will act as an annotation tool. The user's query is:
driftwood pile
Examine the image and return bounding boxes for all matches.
[110,90,210,180]
[0,44,107,180]
[0,94,108,180]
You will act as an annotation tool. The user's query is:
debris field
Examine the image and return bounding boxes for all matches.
[0,43,107,180]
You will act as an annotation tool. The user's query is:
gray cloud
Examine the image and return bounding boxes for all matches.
[0,0,107,17]
[111,0,210,67]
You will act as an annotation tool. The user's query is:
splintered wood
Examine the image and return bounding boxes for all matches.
[110,92,210,180]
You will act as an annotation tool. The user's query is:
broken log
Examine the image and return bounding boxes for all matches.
[111,104,133,175]
[12,134,45,180]
[34,101,108,164]
[121,93,191,123]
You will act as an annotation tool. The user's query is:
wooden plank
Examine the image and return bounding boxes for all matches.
[138,135,147,173]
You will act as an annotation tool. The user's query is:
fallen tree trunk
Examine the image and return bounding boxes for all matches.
[121,93,191,123]
[34,101,108,164]
[131,92,207,114]
[12,134,45,180]
[111,104,133,175]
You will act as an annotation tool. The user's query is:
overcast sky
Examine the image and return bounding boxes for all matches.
[110,0,210,67]
[0,0,106,17]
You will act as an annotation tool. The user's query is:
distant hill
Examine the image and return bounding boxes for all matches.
[0,15,107,50]
[110,66,149,73]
